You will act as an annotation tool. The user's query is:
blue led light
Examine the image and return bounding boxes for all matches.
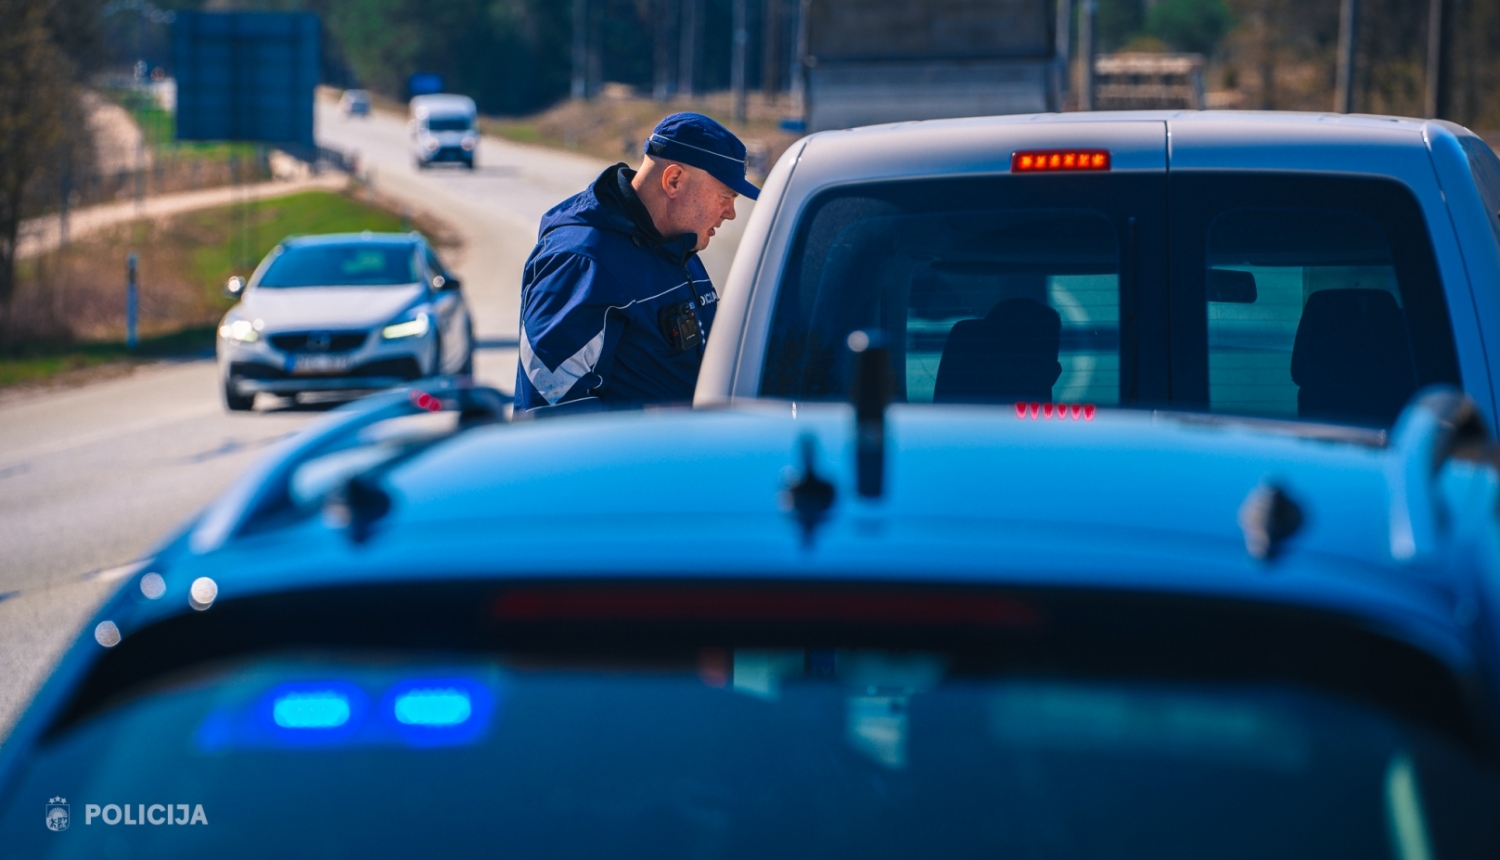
[258,681,368,745]
[394,688,472,726]
[273,690,351,729]
[383,678,495,747]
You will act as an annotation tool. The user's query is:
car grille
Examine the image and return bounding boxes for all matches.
[268,331,368,353]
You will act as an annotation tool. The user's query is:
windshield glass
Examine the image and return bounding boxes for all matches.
[6,613,1497,857]
[257,243,418,287]
[425,116,471,132]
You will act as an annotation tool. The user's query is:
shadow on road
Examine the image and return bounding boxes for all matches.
[257,394,360,414]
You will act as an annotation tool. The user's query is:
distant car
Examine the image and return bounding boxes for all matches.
[216,233,473,410]
[1,372,1499,854]
[339,89,371,117]
[409,93,477,170]
[699,112,1500,435]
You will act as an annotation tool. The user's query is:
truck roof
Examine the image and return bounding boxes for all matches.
[792,110,1472,181]
[409,93,476,117]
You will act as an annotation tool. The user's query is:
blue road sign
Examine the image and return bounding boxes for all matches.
[173,12,320,146]
[408,73,445,99]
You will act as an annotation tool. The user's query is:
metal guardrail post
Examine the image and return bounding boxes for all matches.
[126,252,138,351]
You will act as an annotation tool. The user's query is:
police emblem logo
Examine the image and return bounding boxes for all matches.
[45,797,69,831]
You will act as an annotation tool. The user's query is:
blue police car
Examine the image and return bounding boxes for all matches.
[1,369,1499,856]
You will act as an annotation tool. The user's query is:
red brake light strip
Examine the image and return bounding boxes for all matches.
[1011,150,1111,172]
[1016,402,1096,421]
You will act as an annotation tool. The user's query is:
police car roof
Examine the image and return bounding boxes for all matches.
[143,393,1498,671]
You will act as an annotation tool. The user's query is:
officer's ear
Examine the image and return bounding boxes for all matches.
[659,162,688,199]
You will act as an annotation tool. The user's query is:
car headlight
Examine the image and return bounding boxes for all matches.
[460,136,475,151]
[423,138,440,152]
[218,318,263,342]
[382,309,430,340]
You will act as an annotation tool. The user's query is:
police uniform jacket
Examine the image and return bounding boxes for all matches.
[515,163,718,411]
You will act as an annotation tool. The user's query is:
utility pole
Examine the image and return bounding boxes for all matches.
[571,0,588,99]
[1054,0,1073,109]
[1079,0,1096,111]
[732,0,748,123]
[1425,0,1446,119]
[679,0,699,98]
[789,0,809,122]
[654,0,676,100]
[1335,0,1359,113]
[587,0,602,98]
[762,0,781,102]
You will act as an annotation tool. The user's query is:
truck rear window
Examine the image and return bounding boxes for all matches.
[763,172,1461,427]
[1171,174,1461,427]
[760,175,1158,405]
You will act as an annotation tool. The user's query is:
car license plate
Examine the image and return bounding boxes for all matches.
[291,354,353,375]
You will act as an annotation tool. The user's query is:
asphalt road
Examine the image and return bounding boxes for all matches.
[0,98,755,743]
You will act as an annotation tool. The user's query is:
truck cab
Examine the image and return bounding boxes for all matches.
[698,112,1500,432]
[409,94,478,170]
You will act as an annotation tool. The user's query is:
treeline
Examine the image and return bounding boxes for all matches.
[197,0,773,117]
[1098,0,1500,126]
[0,0,103,344]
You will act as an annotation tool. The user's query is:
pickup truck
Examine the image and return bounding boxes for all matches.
[698,112,1500,431]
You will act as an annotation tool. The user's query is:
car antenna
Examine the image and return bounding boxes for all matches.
[848,330,892,498]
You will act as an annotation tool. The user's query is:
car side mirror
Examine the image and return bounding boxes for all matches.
[432,275,460,291]
[224,276,246,299]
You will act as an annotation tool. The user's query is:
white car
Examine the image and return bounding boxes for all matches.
[217,233,474,411]
[409,93,477,170]
[339,89,371,117]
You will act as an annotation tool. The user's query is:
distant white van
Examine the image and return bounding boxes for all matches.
[409,94,477,170]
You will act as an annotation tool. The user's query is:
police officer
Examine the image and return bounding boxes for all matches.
[514,112,760,412]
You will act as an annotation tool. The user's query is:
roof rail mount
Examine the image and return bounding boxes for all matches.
[1387,386,1493,562]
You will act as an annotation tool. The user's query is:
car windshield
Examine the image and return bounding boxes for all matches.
[257,243,418,287]
[5,584,1497,858]
[426,116,470,132]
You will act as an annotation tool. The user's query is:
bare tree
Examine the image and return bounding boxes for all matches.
[0,0,80,345]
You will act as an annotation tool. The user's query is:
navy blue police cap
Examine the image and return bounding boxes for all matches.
[644,112,760,200]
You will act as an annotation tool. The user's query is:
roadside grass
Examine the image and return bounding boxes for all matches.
[107,87,259,161]
[0,327,216,388]
[2,188,454,390]
[183,187,408,287]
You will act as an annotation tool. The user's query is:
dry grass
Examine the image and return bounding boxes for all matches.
[481,89,803,180]
[1,187,459,386]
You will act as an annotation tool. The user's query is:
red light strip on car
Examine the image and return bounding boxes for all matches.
[1016,402,1096,421]
[1011,150,1111,172]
